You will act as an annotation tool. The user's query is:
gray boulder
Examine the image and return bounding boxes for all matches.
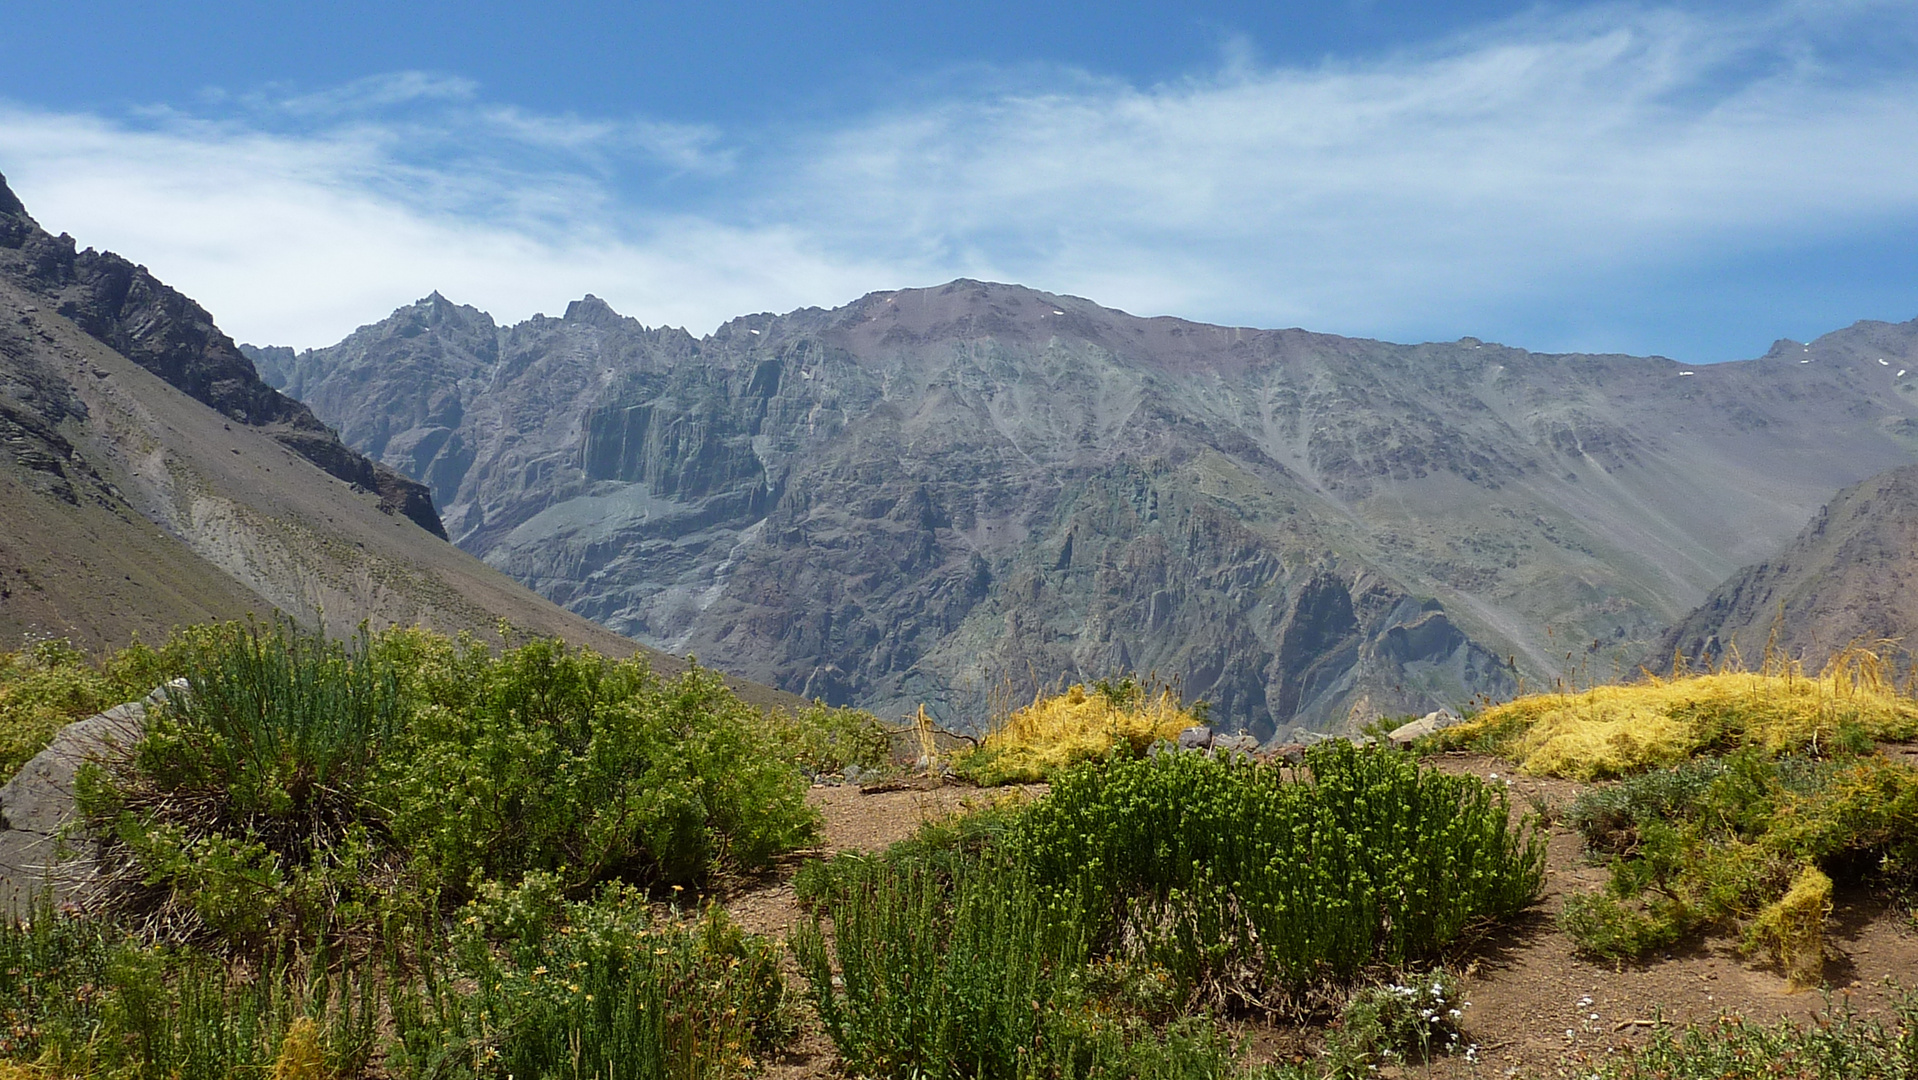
[0,679,178,913]
[1177,726,1215,751]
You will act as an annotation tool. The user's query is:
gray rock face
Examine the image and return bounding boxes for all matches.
[255,281,1918,734]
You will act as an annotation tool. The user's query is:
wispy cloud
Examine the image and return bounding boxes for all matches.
[0,1,1914,354]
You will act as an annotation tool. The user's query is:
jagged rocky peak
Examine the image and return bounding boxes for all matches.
[562,293,641,329]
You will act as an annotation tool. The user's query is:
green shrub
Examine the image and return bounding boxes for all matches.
[407,882,792,1080]
[774,703,894,776]
[1560,750,1918,970]
[1321,972,1469,1074]
[78,624,821,950]
[0,908,375,1080]
[1592,988,1918,1079]
[794,796,1030,909]
[793,855,1088,1080]
[0,888,784,1080]
[375,635,818,895]
[1017,1009,1248,1080]
[1012,743,1544,1006]
[794,746,1540,1078]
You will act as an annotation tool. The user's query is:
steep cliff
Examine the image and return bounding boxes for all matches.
[257,281,1918,734]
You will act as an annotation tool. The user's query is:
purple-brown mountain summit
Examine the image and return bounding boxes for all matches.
[254,281,1918,735]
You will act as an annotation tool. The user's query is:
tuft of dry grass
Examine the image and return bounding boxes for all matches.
[270,1016,328,1080]
[1445,647,1918,779]
[954,680,1199,785]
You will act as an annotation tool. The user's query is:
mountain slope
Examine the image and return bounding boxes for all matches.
[1652,463,1918,670]
[0,173,798,711]
[0,180,442,539]
[256,281,1918,734]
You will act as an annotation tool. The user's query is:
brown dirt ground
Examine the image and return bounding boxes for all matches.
[726,752,1918,1079]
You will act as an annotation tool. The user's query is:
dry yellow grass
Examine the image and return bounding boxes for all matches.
[955,682,1199,784]
[1447,647,1918,780]
[270,1016,328,1080]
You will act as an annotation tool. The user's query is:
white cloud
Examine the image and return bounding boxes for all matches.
[0,1,1914,350]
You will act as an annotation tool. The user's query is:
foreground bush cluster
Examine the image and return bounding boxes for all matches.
[8,627,1918,1079]
[1559,747,1918,980]
[0,622,878,1080]
[72,624,821,946]
[794,744,1546,1079]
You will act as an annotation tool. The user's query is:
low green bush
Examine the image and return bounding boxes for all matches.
[1320,972,1469,1073]
[374,632,818,896]
[397,880,793,1080]
[1560,749,1918,975]
[0,884,793,1080]
[0,908,375,1080]
[1590,988,1918,1079]
[794,745,1540,1079]
[773,703,894,776]
[793,795,1030,909]
[793,854,1086,1080]
[77,622,821,951]
[1013,742,1544,1007]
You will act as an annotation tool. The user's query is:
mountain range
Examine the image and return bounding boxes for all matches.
[0,172,796,712]
[247,283,1918,735]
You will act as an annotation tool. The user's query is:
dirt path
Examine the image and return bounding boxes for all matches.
[729,760,1918,1079]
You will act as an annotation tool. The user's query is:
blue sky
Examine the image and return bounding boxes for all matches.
[2,1,1916,362]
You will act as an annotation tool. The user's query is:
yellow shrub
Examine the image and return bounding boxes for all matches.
[955,683,1199,785]
[271,1016,328,1080]
[1449,648,1918,779]
[1747,864,1833,990]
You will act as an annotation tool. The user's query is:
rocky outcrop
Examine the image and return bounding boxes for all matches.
[1651,463,1918,671]
[0,173,443,537]
[0,683,171,912]
[259,280,1918,734]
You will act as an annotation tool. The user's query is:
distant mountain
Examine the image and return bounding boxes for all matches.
[1652,463,1918,671]
[254,282,1918,736]
[0,172,797,712]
